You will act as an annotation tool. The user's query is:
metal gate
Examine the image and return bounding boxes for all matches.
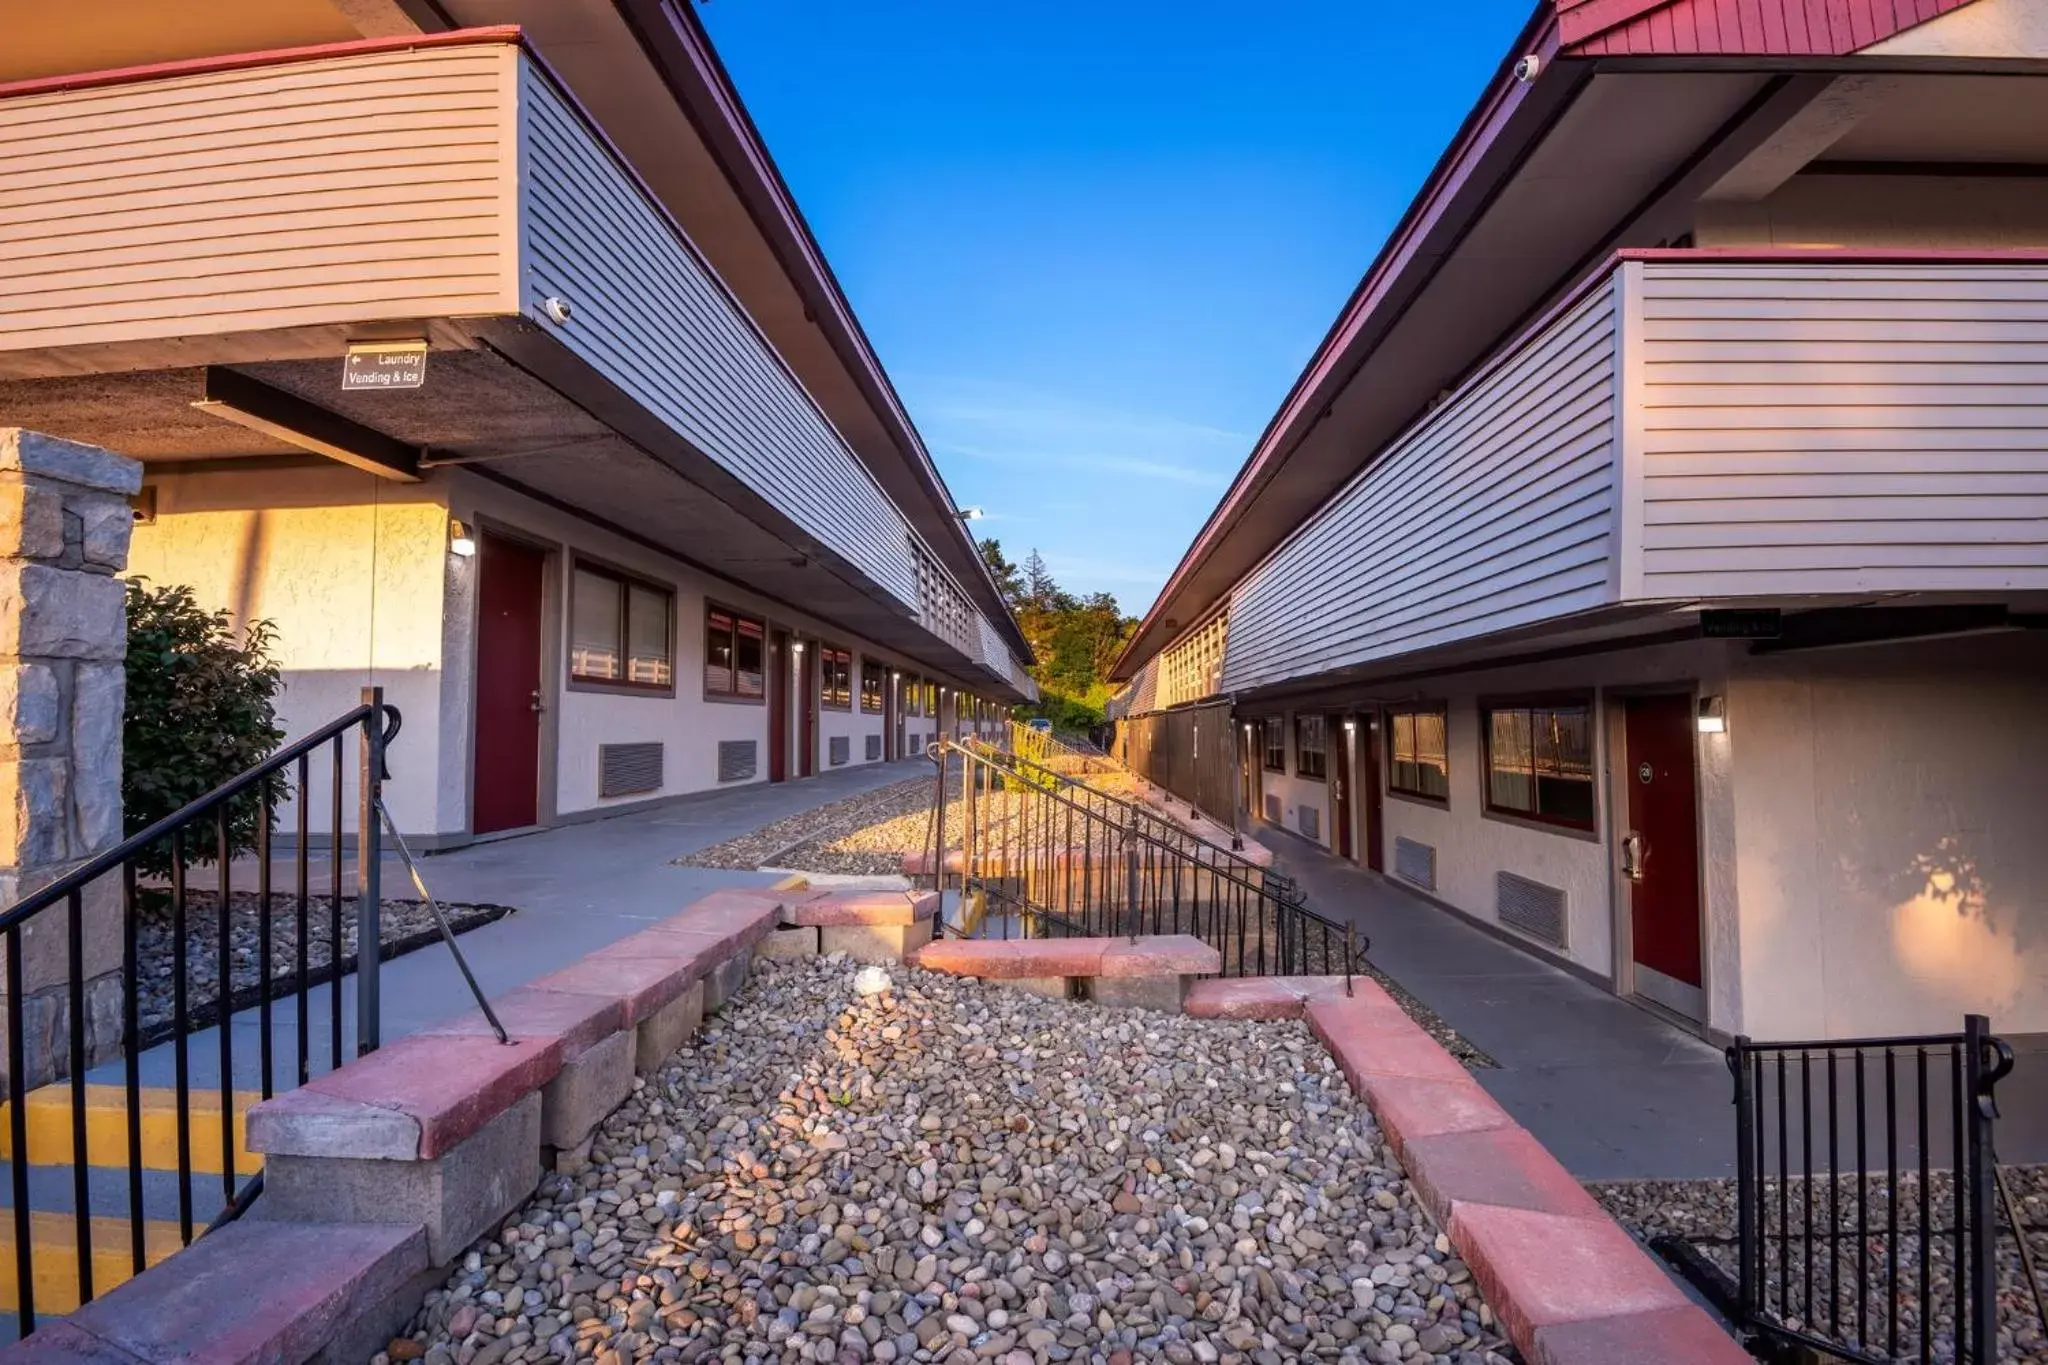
[1661,1015,2016,1364]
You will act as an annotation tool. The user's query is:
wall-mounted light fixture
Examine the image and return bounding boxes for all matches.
[1697,694,1727,734]
[956,506,985,522]
[792,641,806,655]
[1342,719,1357,732]
[449,518,477,557]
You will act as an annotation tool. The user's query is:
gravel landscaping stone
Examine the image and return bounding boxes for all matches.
[391,956,1517,1365]
[138,891,511,1043]
[681,778,938,876]
[1593,1169,2048,1362]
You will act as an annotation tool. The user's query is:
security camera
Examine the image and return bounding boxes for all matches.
[1513,54,1541,83]
[542,296,573,325]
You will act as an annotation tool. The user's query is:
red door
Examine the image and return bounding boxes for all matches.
[473,532,545,834]
[767,628,789,783]
[1624,695,1704,1014]
[884,671,899,760]
[1330,714,1354,860]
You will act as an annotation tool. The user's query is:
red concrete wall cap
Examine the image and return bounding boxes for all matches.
[784,890,939,927]
[248,1034,560,1161]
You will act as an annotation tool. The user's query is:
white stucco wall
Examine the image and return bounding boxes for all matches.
[1728,632,2048,1038]
[131,462,989,843]
[128,463,453,836]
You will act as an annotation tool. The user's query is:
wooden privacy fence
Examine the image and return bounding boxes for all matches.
[1116,700,1240,829]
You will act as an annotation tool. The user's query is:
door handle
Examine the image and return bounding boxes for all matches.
[530,689,546,714]
[1622,831,1649,883]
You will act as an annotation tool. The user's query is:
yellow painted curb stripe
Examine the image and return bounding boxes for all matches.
[0,1085,262,1175]
[0,1212,184,1314]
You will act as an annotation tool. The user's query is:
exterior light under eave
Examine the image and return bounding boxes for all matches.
[1698,695,1728,734]
[449,518,476,557]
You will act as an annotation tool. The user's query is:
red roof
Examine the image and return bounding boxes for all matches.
[1556,0,1979,55]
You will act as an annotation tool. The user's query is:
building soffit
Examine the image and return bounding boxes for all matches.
[1112,0,2019,684]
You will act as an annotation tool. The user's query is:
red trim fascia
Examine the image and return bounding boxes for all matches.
[1617,245,2048,263]
[0,26,522,102]
[620,0,1032,661]
[1113,5,1562,678]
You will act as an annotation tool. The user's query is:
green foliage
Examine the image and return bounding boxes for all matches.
[124,580,285,876]
[1004,549,1137,730]
[978,539,1025,608]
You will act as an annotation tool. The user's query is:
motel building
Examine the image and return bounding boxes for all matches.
[0,2,1033,845]
[1111,0,2048,1044]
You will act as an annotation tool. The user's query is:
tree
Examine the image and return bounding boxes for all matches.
[1023,550,1058,611]
[1004,553,1138,731]
[978,538,1024,609]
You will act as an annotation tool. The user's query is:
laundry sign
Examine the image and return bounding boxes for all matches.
[342,340,429,391]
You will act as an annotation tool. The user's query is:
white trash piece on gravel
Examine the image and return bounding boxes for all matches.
[853,965,893,997]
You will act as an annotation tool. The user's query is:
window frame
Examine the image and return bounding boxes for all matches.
[1385,703,1451,806]
[567,557,676,697]
[859,659,885,714]
[819,646,853,711]
[1479,694,1600,835]
[1261,716,1285,774]
[699,599,767,705]
[1294,714,1328,782]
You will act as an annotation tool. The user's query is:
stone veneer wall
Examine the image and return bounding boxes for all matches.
[0,429,142,1088]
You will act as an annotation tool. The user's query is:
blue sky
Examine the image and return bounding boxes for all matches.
[699,0,1533,614]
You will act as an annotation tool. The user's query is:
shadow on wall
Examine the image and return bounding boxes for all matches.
[1885,833,2027,1025]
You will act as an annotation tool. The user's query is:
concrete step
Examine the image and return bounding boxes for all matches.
[0,1211,183,1314]
[0,1084,261,1176]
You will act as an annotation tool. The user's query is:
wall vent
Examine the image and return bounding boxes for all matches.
[598,742,663,798]
[1394,837,1437,891]
[865,734,882,761]
[1297,805,1320,841]
[716,739,756,784]
[1263,794,1282,824]
[829,736,850,766]
[1497,871,1567,948]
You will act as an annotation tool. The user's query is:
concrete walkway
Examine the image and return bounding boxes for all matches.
[1258,825,1737,1182]
[120,757,931,1090]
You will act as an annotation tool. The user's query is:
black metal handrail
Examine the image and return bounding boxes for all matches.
[964,738,1286,900]
[1658,1014,2014,1364]
[0,690,399,1338]
[926,740,1363,977]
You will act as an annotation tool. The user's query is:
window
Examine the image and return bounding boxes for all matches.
[1295,715,1328,781]
[1388,705,1449,801]
[860,660,884,714]
[571,564,673,690]
[1483,700,1596,830]
[1262,717,1285,773]
[702,604,765,701]
[820,647,853,710]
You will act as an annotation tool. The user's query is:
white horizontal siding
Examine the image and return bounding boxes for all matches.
[1635,262,2048,596]
[1220,285,1619,693]
[0,46,518,352]
[517,61,918,608]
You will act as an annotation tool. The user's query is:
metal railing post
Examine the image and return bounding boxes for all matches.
[1963,1013,2003,1364]
[1124,805,1140,943]
[355,686,385,1055]
[1729,1038,1757,1327]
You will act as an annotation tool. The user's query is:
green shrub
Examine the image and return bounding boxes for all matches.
[124,580,285,876]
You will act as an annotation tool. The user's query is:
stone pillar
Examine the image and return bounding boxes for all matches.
[0,429,141,1088]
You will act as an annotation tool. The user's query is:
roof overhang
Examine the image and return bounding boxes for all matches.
[0,0,1031,664]
[1111,0,2030,683]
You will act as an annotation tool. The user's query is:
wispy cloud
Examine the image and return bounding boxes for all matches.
[937,442,1222,487]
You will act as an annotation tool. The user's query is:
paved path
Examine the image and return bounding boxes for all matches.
[1259,826,1739,1182]
[1262,825,2048,1180]
[120,757,931,1089]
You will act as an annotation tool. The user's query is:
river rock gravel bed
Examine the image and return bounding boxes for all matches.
[1591,1172,2048,1363]
[390,956,1516,1365]
[138,892,510,1043]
